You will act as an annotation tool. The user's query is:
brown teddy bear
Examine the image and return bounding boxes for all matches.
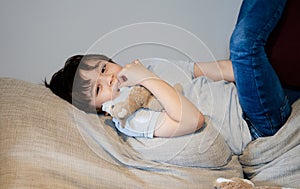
[213,177,288,189]
[102,84,183,127]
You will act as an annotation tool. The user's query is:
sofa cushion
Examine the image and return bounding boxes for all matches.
[266,0,300,90]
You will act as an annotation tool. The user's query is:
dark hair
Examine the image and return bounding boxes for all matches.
[44,54,115,114]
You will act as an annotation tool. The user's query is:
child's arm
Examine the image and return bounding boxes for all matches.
[118,60,204,137]
[194,60,235,82]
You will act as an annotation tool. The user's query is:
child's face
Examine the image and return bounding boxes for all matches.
[79,59,123,110]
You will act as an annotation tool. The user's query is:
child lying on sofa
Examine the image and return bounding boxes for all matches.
[45,0,291,144]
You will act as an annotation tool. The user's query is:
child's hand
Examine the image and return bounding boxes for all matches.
[117,60,158,88]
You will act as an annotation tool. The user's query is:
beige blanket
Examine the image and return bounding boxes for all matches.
[0,78,299,188]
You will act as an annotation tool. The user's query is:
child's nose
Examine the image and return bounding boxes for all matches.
[98,73,113,86]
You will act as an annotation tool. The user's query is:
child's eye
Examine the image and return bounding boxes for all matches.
[101,64,106,73]
[96,85,101,95]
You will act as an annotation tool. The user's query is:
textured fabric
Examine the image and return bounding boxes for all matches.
[239,100,300,187]
[1,77,299,188]
[125,116,232,168]
[183,77,252,155]
[0,77,243,188]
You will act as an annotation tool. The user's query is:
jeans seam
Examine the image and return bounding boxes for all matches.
[244,116,264,140]
[280,96,291,124]
[265,113,274,134]
[250,1,286,117]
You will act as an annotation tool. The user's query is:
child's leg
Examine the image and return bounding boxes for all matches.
[230,0,291,139]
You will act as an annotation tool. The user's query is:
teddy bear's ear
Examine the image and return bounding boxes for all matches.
[111,101,130,119]
[110,101,130,128]
[116,108,128,119]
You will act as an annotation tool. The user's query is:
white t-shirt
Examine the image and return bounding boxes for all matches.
[104,58,252,155]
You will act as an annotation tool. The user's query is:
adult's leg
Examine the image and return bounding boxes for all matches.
[230,0,291,139]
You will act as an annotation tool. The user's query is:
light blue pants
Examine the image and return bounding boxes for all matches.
[230,0,291,139]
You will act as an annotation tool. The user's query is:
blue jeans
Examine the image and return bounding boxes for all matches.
[230,0,291,140]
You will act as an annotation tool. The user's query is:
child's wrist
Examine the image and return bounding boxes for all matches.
[139,75,160,86]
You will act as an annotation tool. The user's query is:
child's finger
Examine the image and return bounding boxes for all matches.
[118,74,127,83]
[118,80,130,88]
[117,69,127,84]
